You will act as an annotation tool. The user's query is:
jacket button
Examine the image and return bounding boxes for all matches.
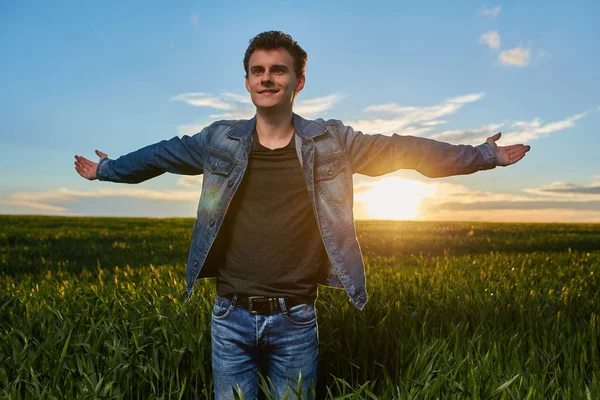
[212,162,218,171]
[227,180,233,187]
[209,218,215,227]
[327,168,332,176]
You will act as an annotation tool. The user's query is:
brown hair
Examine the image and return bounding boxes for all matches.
[243,31,307,78]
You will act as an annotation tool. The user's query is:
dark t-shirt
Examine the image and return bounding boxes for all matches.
[213,130,328,304]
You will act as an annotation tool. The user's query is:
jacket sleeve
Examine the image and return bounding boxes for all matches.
[335,121,497,178]
[96,127,209,184]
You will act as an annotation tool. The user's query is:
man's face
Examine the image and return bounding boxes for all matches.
[245,48,305,113]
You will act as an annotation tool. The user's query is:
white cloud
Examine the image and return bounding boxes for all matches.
[364,104,418,113]
[178,175,204,188]
[173,91,343,131]
[525,181,600,198]
[295,94,345,116]
[428,110,589,145]
[498,46,531,67]
[431,123,505,144]
[0,187,200,213]
[171,93,233,110]
[480,5,501,18]
[480,30,501,50]
[421,120,447,127]
[503,112,587,142]
[348,93,484,135]
[221,92,253,104]
[265,93,342,118]
[208,107,256,121]
[0,199,67,212]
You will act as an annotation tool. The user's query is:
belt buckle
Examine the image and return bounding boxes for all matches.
[247,296,265,315]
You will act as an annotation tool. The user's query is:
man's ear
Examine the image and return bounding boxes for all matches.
[295,75,305,93]
[245,78,250,93]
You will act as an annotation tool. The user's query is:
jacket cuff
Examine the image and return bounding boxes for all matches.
[475,142,497,169]
[96,158,111,181]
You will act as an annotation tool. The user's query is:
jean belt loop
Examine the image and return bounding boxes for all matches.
[278,298,288,314]
[230,294,238,310]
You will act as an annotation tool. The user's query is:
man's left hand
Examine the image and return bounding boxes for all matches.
[486,132,531,166]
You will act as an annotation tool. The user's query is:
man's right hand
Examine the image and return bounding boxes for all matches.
[74,150,108,180]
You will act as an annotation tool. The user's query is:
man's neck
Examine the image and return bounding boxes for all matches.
[255,109,295,150]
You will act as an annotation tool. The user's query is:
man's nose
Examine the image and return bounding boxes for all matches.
[261,76,274,86]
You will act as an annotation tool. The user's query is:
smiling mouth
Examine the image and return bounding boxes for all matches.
[258,89,279,94]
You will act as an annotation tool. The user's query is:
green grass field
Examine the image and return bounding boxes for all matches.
[1,215,599,399]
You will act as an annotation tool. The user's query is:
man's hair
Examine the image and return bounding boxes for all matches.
[243,31,307,79]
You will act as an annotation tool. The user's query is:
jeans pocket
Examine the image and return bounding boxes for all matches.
[283,304,317,327]
[212,295,233,320]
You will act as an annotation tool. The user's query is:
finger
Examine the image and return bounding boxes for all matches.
[75,155,92,166]
[507,148,530,163]
[95,150,108,159]
[75,164,91,179]
[509,151,527,164]
[76,156,96,170]
[505,146,528,158]
[81,159,97,169]
[487,132,501,143]
[498,144,531,151]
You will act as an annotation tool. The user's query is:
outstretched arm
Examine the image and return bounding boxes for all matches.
[335,120,530,177]
[73,130,209,184]
[74,150,108,180]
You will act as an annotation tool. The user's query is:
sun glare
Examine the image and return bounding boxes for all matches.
[355,177,436,220]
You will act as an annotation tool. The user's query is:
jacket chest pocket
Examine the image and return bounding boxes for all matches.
[315,156,349,204]
[205,148,236,177]
[201,148,237,207]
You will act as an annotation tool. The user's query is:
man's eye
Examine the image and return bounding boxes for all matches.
[272,67,284,74]
[252,69,263,75]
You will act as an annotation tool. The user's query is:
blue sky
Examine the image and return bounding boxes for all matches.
[1,1,599,222]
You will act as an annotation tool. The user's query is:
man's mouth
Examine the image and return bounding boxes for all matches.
[258,89,279,94]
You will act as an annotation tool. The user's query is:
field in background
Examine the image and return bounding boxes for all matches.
[1,216,599,399]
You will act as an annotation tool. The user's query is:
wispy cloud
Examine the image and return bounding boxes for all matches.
[431,123,505,143]
[421,120,447,127]
[0,187,200,213]
[526,181,600,198]
[177,175,204,188]
[498,46,531,67]
[221,92,253,104]
[430,110,590,144]
[347,93,484,135]
[173,91,343,131]
[172,93,233,110]
[480,30,501,50]
[295,94,345,116]
[191,13,200,26]
[480,5,501,18]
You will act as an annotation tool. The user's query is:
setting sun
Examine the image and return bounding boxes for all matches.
[355,177,436,220]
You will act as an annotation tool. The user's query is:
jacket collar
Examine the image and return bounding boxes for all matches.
[226,113,327,139]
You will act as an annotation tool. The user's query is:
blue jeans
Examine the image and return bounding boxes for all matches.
[211,295,318,399]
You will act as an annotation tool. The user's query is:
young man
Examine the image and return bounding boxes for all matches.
[75,31,530,399]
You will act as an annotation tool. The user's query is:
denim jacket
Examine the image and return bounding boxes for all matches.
[97,113,496,309]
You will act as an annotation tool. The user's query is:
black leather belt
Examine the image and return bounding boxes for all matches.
[230,295,300,315]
